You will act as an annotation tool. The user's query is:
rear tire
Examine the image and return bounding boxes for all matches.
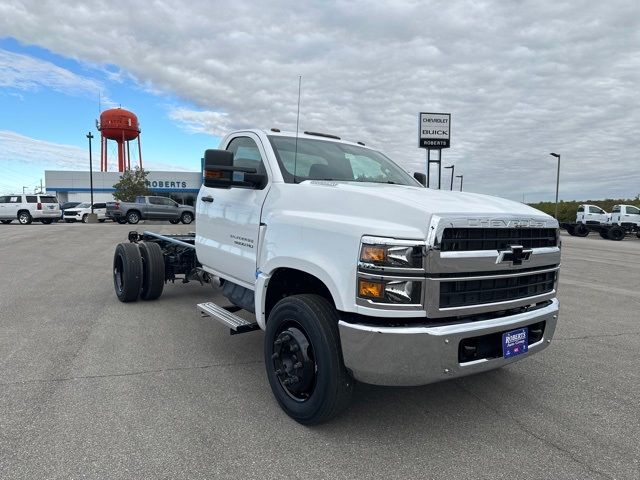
[138,242,164,300]
[113,243,143,302]
[180,212,193,224]
[264,294,353,425]
[127,211,140,224]
[608,226,625,241]
[17,211,32,225]
[169,219,180,224]
[575,224,589,237]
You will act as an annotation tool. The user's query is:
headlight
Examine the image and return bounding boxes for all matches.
[359,242,423,270]
[358,278,422,304]
[357,236,425,307]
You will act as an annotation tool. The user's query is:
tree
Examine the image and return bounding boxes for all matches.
[112,167,151,202]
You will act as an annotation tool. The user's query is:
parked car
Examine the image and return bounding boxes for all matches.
[63,202,108,223]
[0,194,60,224]
[106,196,195,224]
[59,201,82,220]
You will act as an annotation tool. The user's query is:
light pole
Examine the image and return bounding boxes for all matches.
[444,165,455,190]
[550,153,561,219]
[455,174,464,191]
[87,132,94,214]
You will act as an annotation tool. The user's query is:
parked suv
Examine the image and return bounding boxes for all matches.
[0,194,60,224]
[63,202,108,223]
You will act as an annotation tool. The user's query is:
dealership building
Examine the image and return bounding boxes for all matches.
[44,170,203,206]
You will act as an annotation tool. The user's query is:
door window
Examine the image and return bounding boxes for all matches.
[226,137,267,177]
[149,197,164,205]
[160,197,178,207]
[626,206,640,215]
[611,206,621,213]
[588,206,604,214]
[577,206,584,213]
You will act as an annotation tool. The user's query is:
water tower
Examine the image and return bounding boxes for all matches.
[97,107,143,172]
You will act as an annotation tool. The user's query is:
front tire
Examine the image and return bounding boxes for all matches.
[82,214,88,223]
[575,224,589,237]
[608,226,625,241]
[138,242,164,300]
[264,294,353,425]
[113,243,143,302]
[180,212,193,224]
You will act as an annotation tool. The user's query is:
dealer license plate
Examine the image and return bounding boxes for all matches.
[502,327,528,358]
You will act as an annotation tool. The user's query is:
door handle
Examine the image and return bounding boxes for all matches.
[201,196,214,203]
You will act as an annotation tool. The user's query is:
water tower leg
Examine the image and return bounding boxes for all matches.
[102,136,107,171]
[138,136,143,170]
[127,141,131,170]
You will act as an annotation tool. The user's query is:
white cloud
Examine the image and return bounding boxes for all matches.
[1,0,640,200]
[0,48,105,100]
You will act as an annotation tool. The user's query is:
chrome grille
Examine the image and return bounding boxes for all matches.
[440,228,557,252]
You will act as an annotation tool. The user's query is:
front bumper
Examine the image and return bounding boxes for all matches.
[338,298,558,386]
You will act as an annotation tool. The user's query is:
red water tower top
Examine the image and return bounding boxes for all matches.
[99,108,140,141]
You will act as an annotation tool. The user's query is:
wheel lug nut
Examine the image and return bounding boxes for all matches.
[294,362,302,369]
[274,339,282,346]
[282,334,291,342]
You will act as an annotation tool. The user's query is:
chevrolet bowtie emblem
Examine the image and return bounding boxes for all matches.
[496,245,533,266]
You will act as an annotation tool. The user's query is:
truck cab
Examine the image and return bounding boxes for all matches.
[608,204,640,227]
[576,204,608,225]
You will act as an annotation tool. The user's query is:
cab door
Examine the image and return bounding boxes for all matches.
[196,134,271,287]
[576,205,585,223]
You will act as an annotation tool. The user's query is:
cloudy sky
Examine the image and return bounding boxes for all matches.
[1,0,639,201]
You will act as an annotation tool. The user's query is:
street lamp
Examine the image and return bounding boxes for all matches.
[87,132,95,214]
[550,153,561,219]
[444,165,455,190]
[455,174,464,191]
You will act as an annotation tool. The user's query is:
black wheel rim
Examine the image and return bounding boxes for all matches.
[114,255,125,293]
[272,322,317,402]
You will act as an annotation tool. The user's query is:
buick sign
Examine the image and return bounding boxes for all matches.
[419,112,451,149]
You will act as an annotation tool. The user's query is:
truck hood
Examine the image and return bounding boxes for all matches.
[278,181,556,239]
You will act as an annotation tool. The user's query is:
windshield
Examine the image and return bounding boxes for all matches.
[268,136,420,186]
[76,203,91,208]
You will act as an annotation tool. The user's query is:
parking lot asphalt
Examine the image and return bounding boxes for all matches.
[0,223,638,480]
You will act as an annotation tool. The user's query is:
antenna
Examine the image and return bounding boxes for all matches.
[293,75,302,183]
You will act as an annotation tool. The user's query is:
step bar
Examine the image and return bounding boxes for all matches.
[197,302,260,335]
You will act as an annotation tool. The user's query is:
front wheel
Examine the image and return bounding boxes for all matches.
[264,294,353,425]
[608,226,625,241]
[82,214,88,223]
[180,212,193,224]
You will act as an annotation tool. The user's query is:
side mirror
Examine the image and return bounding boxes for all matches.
[413,172,426,187]
[203,149,266,189]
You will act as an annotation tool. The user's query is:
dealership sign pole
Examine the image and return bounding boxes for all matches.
[419,112,451,188]
[87,132,95,214]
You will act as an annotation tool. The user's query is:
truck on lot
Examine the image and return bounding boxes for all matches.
[106,195,194,224]
[112,129,561,424]
[561,204,640,240]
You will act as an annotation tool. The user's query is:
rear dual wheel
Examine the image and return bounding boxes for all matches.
[264,294,353,425]
[113,242,164,302]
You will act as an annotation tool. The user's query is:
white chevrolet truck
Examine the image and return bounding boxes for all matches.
[112,129,561,424]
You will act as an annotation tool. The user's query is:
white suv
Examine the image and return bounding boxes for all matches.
[63,202,108,223]
[0,194,61,224]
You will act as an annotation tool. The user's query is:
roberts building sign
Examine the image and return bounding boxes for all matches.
[419,112,451,149]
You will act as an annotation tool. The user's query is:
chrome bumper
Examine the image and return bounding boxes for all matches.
[338,298,558,386]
